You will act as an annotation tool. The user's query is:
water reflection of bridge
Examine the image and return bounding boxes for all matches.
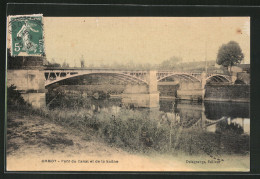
[159,100,249,133]
[74,98,250,133]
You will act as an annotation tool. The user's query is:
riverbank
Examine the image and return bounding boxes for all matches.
[6,108,249,171]
[6,109,189,171]
[204,98,249,103]
[204,84,250,102]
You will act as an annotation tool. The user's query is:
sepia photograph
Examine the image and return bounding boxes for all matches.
[5,15,250,171]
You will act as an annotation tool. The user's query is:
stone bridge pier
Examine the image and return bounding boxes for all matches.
[7,52,46,108]
[7,69,46,108]
[122,70,160,108]
[176,73,206,101]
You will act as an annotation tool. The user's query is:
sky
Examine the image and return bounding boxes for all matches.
[42,17,250,67]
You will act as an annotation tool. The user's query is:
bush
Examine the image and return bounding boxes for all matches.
[7,84,27,106]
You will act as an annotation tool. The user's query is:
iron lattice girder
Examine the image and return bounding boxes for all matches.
[44,69,231,86]
[44,69,149,86]
[206,73,231,83]
[156,72,202,82]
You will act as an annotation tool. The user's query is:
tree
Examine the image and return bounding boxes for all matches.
[216,41,244,73]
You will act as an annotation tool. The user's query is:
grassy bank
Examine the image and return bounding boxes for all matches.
[7,85,249,156]
[7,103,249,157]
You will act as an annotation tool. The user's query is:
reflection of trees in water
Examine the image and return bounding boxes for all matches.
[216,118,244,135]
[213,118,249,154]
[47,88,122,111]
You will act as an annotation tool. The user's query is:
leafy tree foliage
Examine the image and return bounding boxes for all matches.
[216,41,244,71]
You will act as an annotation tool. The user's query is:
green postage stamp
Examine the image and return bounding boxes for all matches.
[8,14,44,56]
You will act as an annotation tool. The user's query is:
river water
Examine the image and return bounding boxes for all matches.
[48,96,250,155]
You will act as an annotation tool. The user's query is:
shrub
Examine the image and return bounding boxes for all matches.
[7,84,27,106]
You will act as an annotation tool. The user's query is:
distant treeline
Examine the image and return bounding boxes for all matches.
[45,56,224,73]
[6,48,226,73]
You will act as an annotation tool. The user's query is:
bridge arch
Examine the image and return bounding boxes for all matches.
[157,73,201,83]
[45,71,148,86]
[205,74,231,84]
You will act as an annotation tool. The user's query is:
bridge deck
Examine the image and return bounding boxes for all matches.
[44,68,231,86]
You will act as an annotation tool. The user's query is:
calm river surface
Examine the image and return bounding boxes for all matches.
[48,96,250,155]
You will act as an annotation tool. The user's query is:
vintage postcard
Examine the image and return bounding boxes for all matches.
[6,16,250,172]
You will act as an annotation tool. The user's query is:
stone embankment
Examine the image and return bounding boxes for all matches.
[204,84,250,102]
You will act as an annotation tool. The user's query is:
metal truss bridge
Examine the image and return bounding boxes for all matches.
[44,68,231,87]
